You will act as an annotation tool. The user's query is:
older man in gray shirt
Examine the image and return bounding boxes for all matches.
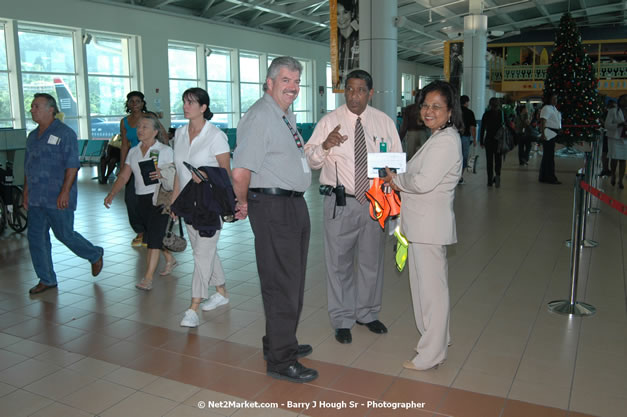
[232,56,318,384]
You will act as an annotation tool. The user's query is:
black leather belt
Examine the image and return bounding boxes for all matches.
[249,187,304,197]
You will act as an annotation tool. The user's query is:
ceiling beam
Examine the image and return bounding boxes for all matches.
[202,1,242,18]
[198,0,216,17]
[395,16,448,41]
[286,0,325,15]
[398,0,460,19]
[249,13,287,27]
[490,3,626,32]
[221,0,327,28]
[143,0,176,7]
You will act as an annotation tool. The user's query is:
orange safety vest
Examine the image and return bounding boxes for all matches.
[365,178,401,229]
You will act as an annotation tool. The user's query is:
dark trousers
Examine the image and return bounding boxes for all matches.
[485,140,502,184]
[518,137,531,164]
[135,193,170,249]
[124,174,145,234]
[247,191,310,372]
[539,140,558,182]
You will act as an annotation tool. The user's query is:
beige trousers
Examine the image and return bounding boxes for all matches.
[408,242,450,369]
[186,224,225,300]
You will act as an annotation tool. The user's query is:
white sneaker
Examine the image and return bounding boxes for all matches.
[201,293,229,311]
[180,309,199,327]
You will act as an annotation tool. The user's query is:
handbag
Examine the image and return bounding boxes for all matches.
[162,217,187,252]
[495,110,515,154]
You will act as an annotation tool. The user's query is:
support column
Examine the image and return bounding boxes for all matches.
[462,13,487,119]
[359,0,398,119]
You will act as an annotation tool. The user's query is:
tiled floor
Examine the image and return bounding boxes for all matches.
[0,148,625,417]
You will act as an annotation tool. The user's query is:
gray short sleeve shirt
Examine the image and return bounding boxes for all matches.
[233,94,311,192]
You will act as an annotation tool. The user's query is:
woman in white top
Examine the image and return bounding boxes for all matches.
[604,94,627,189]
[171,88,232,328]
[539,93,561,184]
[104,114,176,290]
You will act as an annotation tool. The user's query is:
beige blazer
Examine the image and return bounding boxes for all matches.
[393,126,462,245]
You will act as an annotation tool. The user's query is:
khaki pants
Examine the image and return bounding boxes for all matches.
[186,224,225,299]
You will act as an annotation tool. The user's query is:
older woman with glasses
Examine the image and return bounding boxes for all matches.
[383,80,463,371]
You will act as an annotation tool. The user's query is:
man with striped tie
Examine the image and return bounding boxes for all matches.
[305,70,402,344]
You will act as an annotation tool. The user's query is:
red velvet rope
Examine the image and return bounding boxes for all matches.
[580,180,627,215]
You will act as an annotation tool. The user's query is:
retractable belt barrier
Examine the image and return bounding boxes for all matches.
[579,180,627,216]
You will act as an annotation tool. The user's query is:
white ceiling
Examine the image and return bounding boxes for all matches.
[91,0,627,67]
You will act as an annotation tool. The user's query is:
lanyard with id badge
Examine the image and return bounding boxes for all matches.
[281,115,310,174]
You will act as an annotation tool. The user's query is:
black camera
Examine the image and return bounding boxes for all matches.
[319,185,334,196]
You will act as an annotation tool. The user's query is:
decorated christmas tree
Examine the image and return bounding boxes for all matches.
[543,13,602,144]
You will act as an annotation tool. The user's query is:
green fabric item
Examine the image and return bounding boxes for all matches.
[394,226,408,272]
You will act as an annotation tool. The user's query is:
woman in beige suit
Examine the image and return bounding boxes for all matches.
[383,80,463,371]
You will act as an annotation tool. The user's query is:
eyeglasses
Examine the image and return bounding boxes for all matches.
[420,103,446,112]
[345,86,370,96]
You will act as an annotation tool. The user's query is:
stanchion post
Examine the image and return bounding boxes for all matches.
[589,130,601,213]
[578,150,599,248]
[548,172,596,316]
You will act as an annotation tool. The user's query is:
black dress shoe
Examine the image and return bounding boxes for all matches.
[263,344,312,361]
[29,282,58,295]
[335,328,352,344]
[356,320,388,334]
[267,361,318,383]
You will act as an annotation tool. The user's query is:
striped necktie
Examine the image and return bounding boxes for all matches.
[354,117,368,204]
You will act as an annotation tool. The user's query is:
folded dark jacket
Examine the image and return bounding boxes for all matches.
[170,166,236,237]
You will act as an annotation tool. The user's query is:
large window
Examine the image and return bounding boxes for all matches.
[19,26,78,133]
[0,25,11,128]
[292,59,311,123]
[401,73,415,108]
[239,52,261,115]
[168,43,198,122]
[207,49,233,129]
[326,63,337,113]
[86,34,131,139]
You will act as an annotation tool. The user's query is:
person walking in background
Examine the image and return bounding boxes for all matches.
[599,100,616,177]
[171,88,232,328]
[119,91,148,247]
[382,80,462,371]
[480,97,503,187]
[400,93,430,161]
[515,105,532,166]
[604,94,627,189]
[104,114,176,291]
[539,93,561,185]
[232,57,317,383]
[459,95,476,184]
[25,94,104,295]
